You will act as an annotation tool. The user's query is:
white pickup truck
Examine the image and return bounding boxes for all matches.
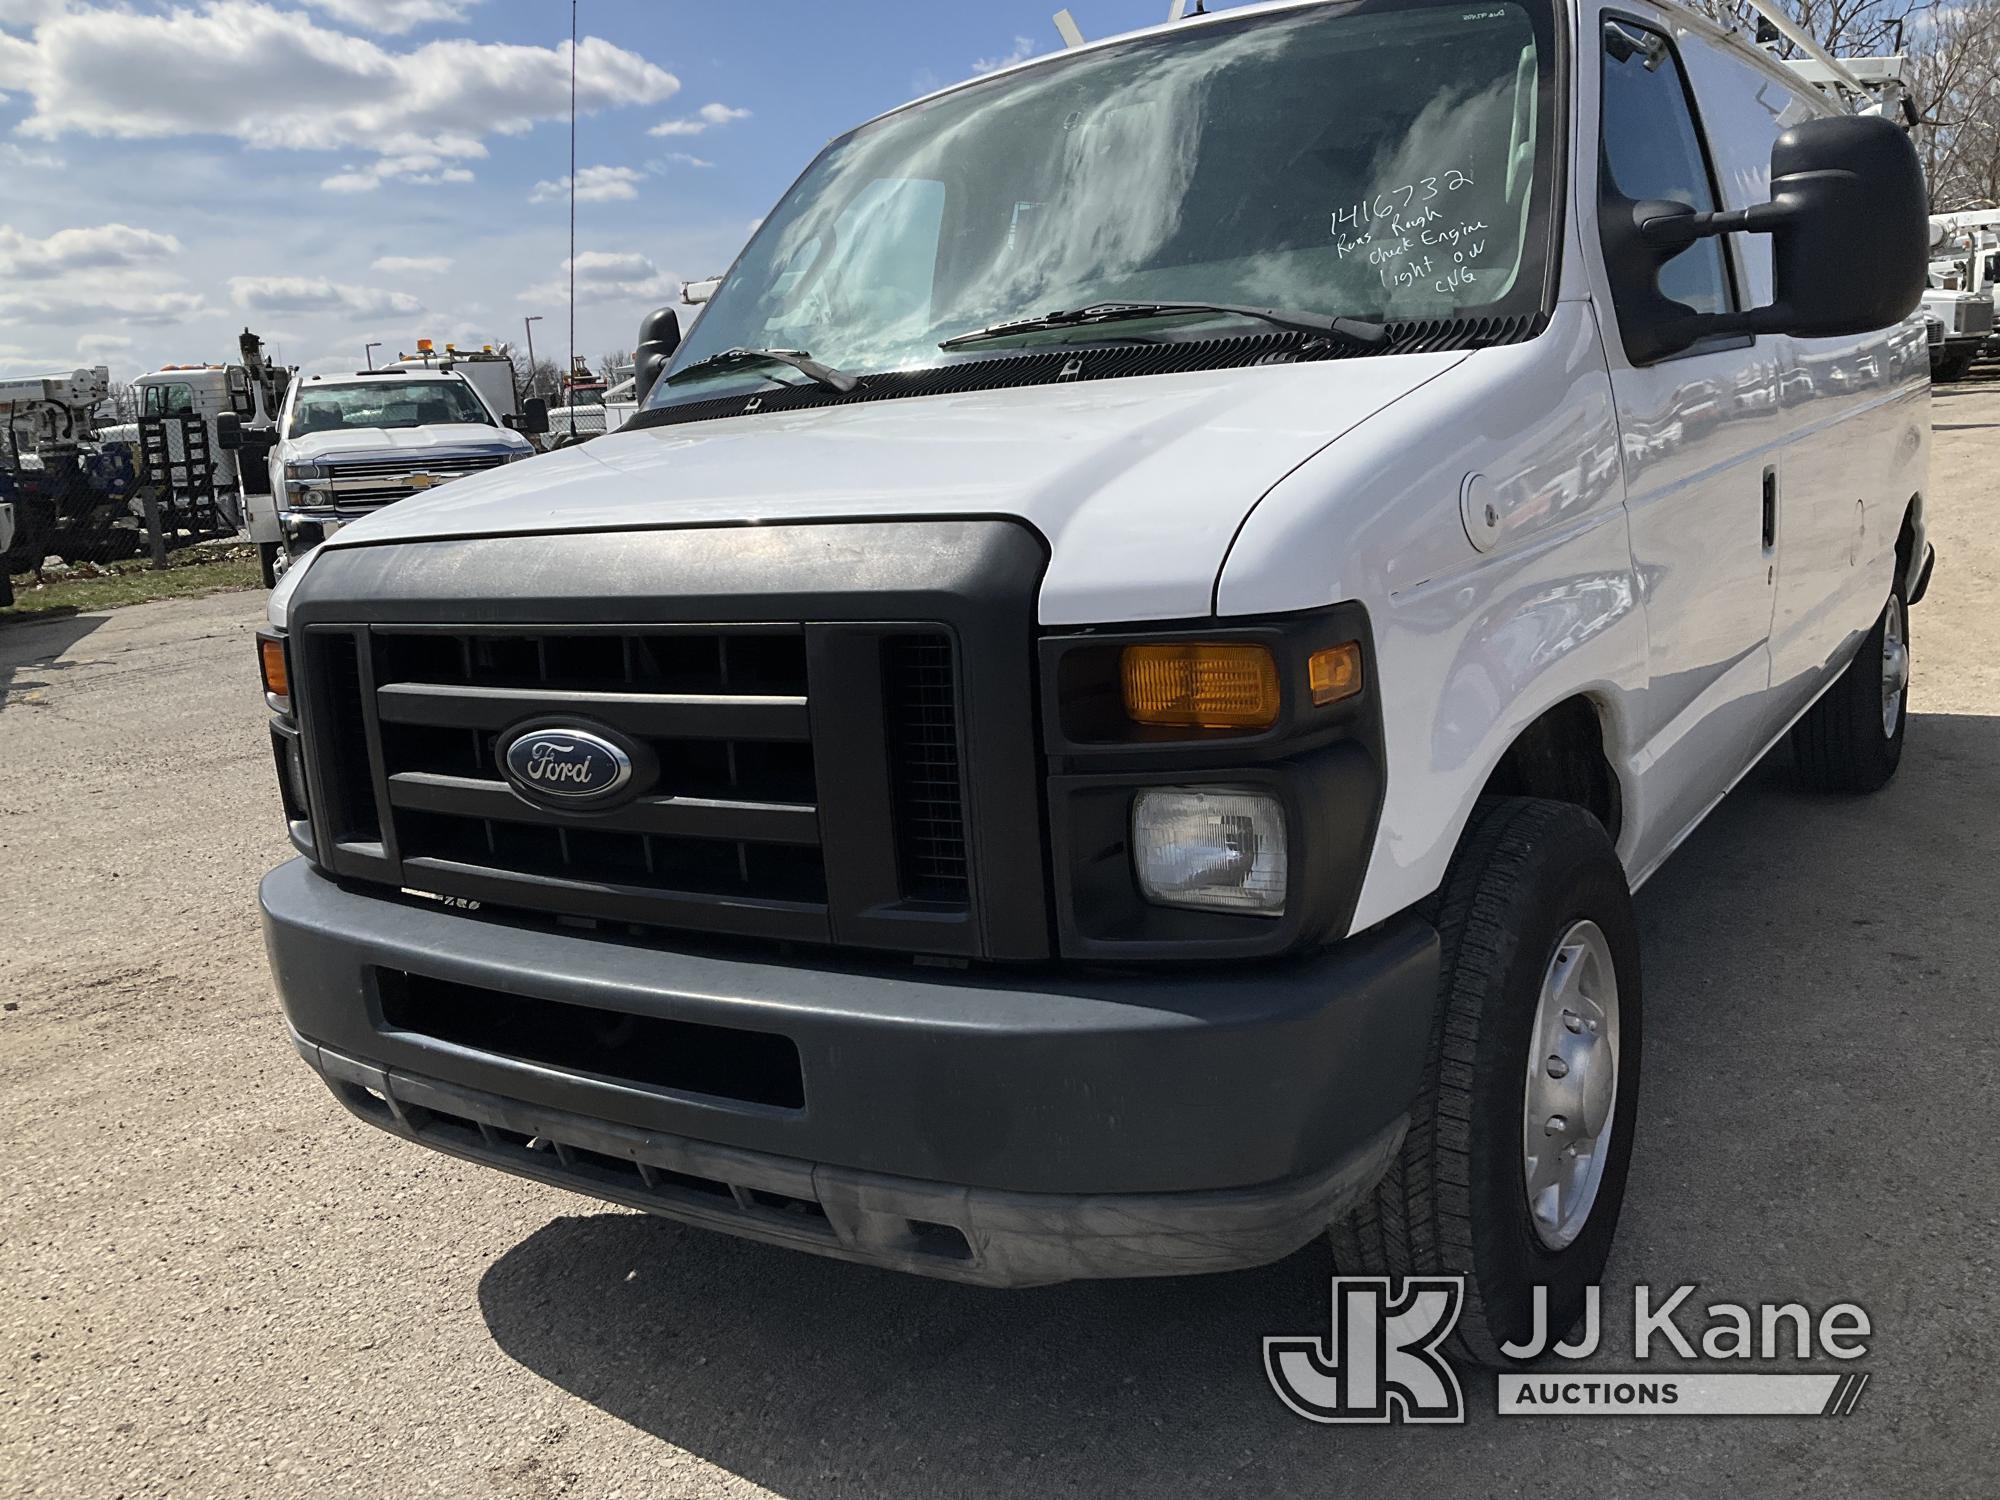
[258,0,1929,1368]
[224,368,545,579]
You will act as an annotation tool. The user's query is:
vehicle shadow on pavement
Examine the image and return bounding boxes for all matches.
[0,610,108,708]
[477,712,2000,1496]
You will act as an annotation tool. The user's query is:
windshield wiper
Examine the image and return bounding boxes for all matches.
[939,301,1389,352]
[663,347,860,395]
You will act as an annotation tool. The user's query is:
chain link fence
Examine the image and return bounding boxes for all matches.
[3,413,242,578]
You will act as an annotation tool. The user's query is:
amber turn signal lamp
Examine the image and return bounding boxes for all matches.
[1121,642,1281,730]
[259,636,290,705]
[1308,642,1364,706]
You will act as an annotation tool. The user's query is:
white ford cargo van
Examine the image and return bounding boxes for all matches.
[257,0,1930,1366]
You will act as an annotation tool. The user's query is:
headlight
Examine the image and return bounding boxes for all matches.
[283,461,329,481]
[1132,787,1287,916]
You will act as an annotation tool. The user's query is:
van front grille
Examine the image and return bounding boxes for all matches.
[298,622,975,951]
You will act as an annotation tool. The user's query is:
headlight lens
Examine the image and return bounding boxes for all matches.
[283,461,328,481]
[1132,787,1287,916]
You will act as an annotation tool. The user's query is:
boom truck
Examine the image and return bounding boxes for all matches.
[0,365,129,577]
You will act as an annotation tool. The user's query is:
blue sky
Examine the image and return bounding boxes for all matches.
[0,0,1221,382]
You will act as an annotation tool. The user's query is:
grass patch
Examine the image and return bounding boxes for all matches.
[3,550,262,624]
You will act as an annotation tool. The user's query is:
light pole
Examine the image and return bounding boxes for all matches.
[523,315,544,397]
[364,341,381,370]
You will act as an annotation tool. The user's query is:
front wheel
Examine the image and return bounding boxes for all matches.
[258,542,284,590]
[1331,798,1643,1369]
[1790,585,1907,793]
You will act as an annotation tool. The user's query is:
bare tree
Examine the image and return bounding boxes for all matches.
[1907,0,2000,212]
[499,341,563,402]
[100,381,139,424]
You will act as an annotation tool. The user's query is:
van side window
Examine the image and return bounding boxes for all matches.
[1600,20,1736,318]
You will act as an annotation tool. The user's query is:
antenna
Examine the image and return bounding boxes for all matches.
[568,0,577,440]
[1053,9,1085,47]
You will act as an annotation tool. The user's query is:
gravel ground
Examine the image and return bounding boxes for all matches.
[5,386,2000,1498]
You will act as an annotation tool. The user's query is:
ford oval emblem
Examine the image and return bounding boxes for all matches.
[499,725,638,808]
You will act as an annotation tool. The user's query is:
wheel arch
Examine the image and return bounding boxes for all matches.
[1473,693,1625,849]
[1896,492,1928,603]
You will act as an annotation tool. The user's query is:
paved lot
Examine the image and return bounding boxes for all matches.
[5,386,2000,1498]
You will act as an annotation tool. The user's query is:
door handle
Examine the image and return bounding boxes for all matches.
[1761,467,1778,551]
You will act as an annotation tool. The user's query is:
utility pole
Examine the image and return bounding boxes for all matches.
[364,341,381,370]
[524,315,544,398]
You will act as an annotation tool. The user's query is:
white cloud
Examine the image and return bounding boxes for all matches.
[298,0,480,35]
[530,164,641,204]
[0,221,181,278]
[0,142,63,169]
[972,36,1037,74]
[77,331,133,354]
[8,3,678,184]
[663,152,712,169]
[230,274,423,319]
[0,1,71,30]
[0,286,210,325]
[320,151,475,192]
[372,255,451,274]
[649,101,750,137]
[519,250,678,307]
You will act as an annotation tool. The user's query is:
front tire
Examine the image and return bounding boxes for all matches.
[1331,798,1643,1369]
[1790,585,1907,793]
[258,542,283,590]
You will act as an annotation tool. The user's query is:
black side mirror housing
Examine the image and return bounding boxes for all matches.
[215,412,242,450]
[1604,114,1927,364]
[633,306,684,404]
[507,396,550,435]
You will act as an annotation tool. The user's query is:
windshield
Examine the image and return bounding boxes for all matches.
[290,380,491,435]
[650,0,1556,411]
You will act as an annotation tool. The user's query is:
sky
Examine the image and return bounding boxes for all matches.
[0,0,1222,383]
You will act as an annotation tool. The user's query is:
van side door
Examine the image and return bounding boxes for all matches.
[1588,9,1783,878]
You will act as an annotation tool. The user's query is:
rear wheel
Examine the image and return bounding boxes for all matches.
[1331,798,1643,1369]
[1791,585,1907,793]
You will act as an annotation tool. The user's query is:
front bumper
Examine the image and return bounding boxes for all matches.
[263,858,1439,1285]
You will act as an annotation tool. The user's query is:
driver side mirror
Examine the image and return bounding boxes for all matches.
[1604,113,1927,364]
[215,412,242,451]
[632,306,684,405]
[506,396,550,435]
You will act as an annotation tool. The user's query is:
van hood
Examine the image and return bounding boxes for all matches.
[285,423,530,463]
[317,357,1464,623]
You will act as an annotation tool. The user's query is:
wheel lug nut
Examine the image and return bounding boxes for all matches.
[1544,1114,1568,1136]
[1563,1010,1584,1033]
[1546,1056,1569,1079]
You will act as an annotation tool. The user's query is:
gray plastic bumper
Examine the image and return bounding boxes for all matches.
[293,1028,1406,1286]
[263,859,1439,1283]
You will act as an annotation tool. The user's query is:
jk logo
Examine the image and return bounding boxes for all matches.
[1264,1277,1467,1424]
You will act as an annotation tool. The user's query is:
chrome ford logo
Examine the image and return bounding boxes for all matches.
[499,725,638,808]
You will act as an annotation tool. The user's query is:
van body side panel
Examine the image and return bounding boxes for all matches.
[1676,27,1930,729]
[1215,302,1639,932]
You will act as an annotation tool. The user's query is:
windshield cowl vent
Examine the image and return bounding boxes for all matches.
[631,315,1542,432]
